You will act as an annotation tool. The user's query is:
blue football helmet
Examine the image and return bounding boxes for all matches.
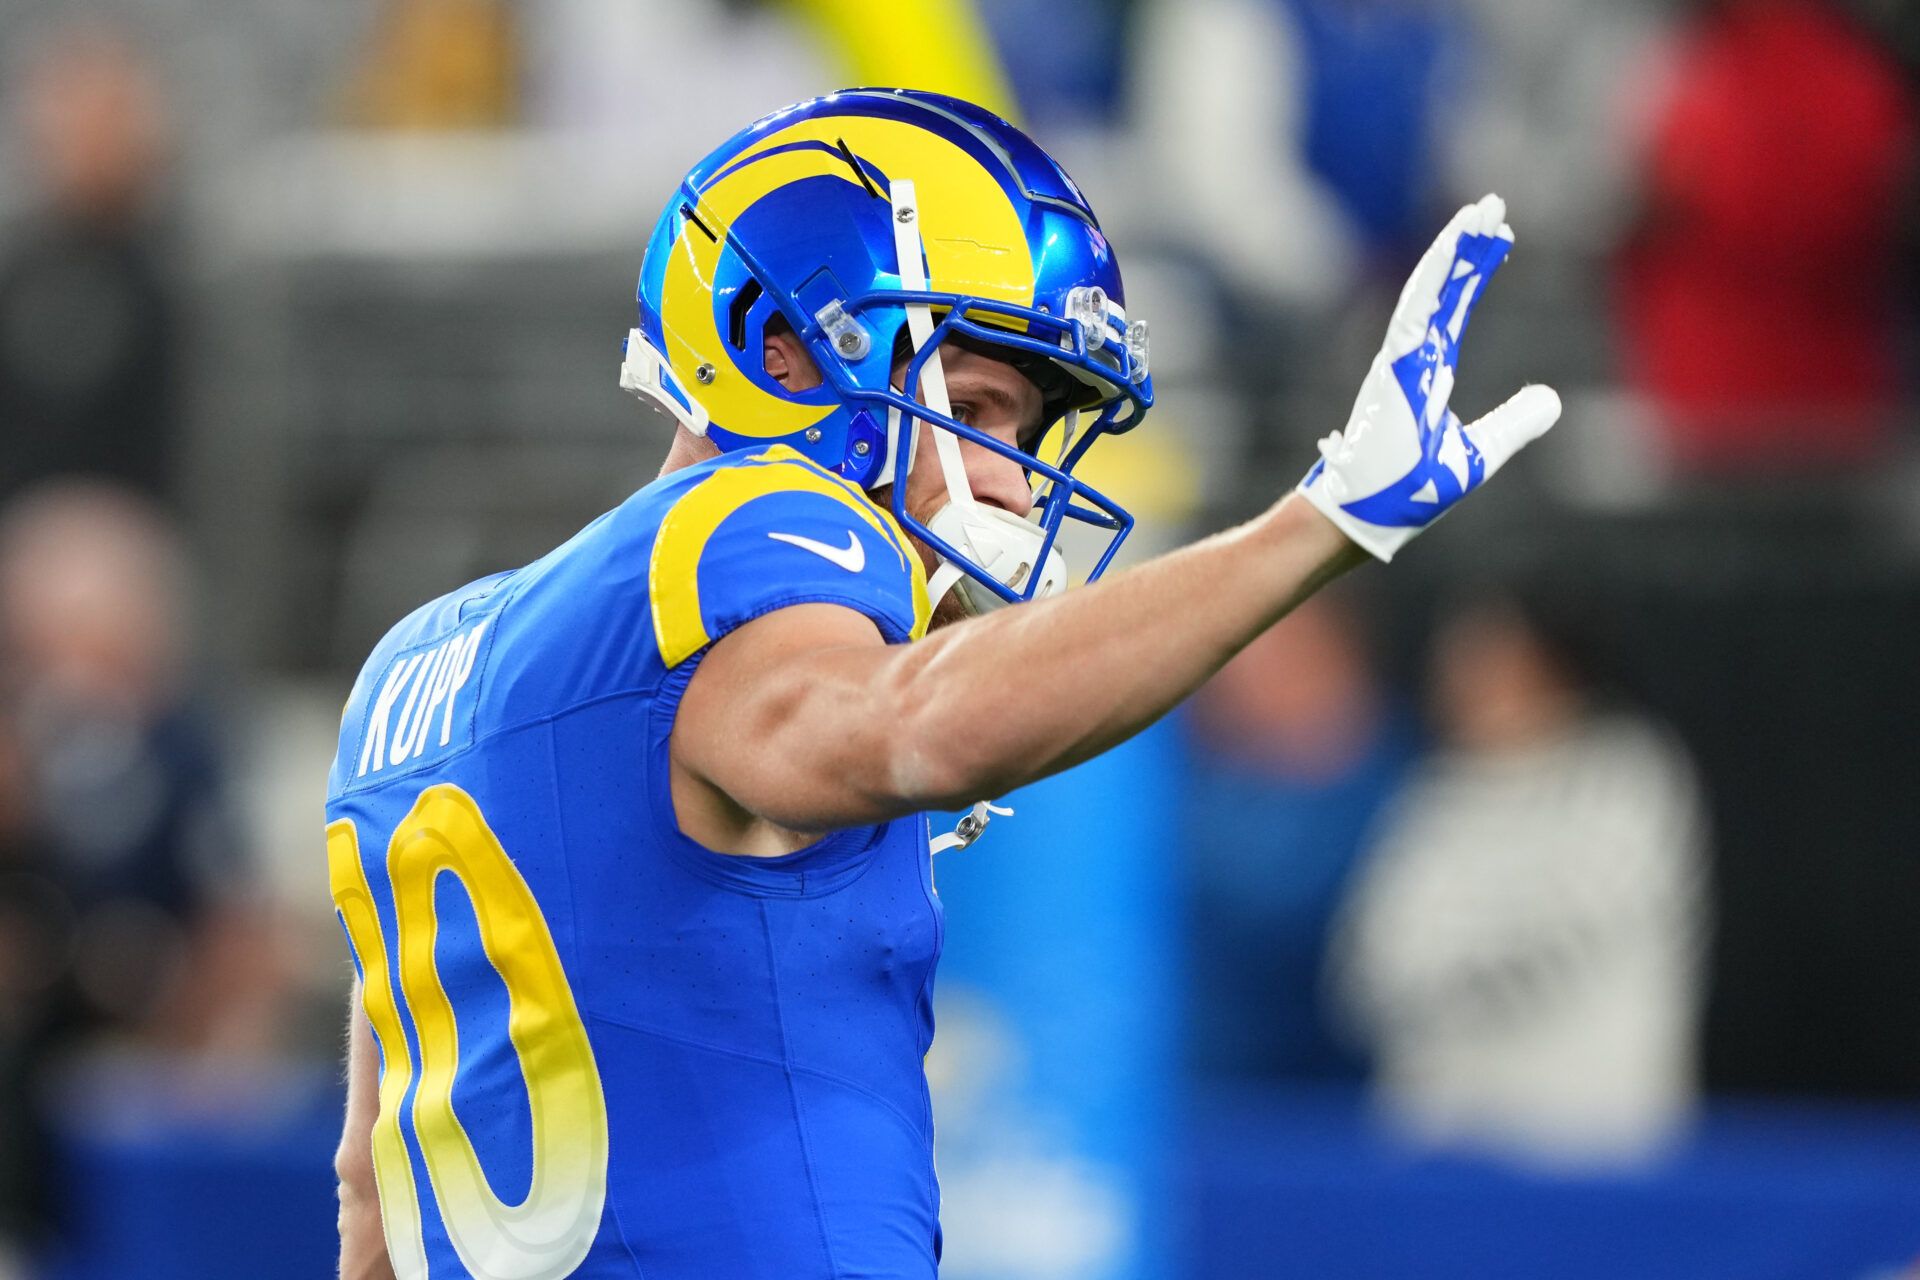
[620,87,1153,613]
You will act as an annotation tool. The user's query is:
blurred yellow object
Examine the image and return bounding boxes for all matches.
[1071,420,1200,524]
[783,0,1018,121]
[343,0,519,131]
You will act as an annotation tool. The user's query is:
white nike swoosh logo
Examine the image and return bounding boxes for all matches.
[767,529,866,573]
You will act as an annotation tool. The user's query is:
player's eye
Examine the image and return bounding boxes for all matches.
[951,403,975,427]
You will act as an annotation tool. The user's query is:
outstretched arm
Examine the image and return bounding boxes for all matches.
[675,195,1560,845]
[676,494,1361,836]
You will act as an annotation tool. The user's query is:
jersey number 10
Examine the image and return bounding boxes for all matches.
[329,783,609,1280]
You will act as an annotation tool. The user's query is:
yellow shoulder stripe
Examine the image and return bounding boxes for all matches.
[650,447,931,667]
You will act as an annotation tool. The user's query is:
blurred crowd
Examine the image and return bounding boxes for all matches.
[0,0,1915,1271]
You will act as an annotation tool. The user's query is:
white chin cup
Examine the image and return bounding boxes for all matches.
[926,503,1068,615]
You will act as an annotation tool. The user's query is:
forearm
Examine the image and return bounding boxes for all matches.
[684,194,1557,839]
[886,494,1358,801]
[337,984,397,1280]
[723,494,1360,827]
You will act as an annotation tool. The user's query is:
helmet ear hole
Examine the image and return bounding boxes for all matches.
[759,314,829,395]
[726,279,764,351]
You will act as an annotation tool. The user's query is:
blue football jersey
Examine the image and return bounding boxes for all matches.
[325,445,943,1279]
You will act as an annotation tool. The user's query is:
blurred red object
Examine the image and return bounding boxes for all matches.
[1617,0,1917,469]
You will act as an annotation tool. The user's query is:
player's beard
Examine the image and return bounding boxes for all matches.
[926,577,979,630]
[871,483,981,632]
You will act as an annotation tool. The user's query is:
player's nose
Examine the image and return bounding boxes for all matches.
[966,448,1035,519]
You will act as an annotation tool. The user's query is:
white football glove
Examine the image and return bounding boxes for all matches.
[1299,194,1562,561]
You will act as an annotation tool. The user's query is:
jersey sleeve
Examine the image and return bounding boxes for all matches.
[648,450,931,669]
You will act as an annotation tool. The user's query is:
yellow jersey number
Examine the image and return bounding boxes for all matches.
[329,783,608,1280]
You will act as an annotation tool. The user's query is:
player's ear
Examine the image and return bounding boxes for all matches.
[762,321,822,393]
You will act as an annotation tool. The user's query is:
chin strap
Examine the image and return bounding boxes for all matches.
[924,501,1068,616]
[891,180,973,512]
[930,800,1016,855]
[892,181,1023,858]
[892,178,986,619]
[889,179,1071,618]
[926,559,969,613]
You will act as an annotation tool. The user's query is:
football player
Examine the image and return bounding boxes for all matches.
[327,89,1559,1279]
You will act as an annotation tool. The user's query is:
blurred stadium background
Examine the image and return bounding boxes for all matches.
[2,0,1919,1276]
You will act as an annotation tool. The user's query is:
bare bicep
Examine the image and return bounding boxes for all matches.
[668,602,896,852]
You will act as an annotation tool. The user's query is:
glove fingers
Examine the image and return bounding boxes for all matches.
[1386,202,1480,345]
[1465,383,1562,474]
[1388,194,1509,352]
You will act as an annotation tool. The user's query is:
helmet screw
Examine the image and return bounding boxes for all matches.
[806,427,823,443]
[837,332,863,355]
[694,363,715,384]
[853,440,871,456]
[895,207,915,224]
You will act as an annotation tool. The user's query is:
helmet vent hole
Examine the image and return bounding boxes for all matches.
[834,137,883,201]
[727,279,764,351]
[680,203,717,243]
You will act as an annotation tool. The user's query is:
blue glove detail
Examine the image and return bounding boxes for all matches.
[1296,194,1561,562]
[1341,230,1511,530]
